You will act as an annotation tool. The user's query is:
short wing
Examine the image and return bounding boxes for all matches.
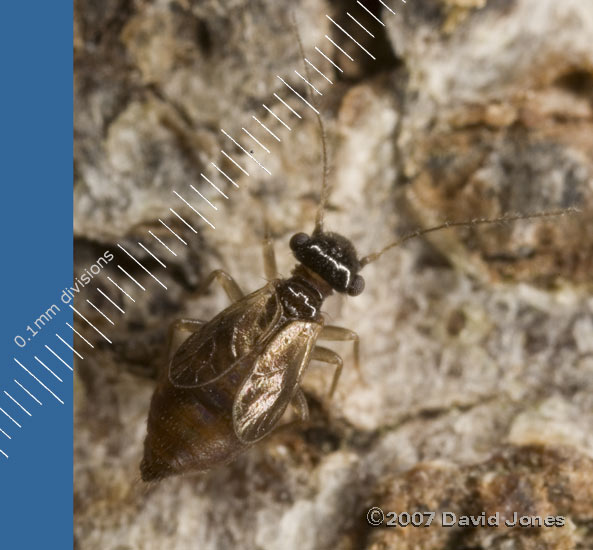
[169,284,282,388]
[232,320,322,443]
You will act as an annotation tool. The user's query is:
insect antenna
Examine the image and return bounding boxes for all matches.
[359,207,581,267]
[291,13,330,237]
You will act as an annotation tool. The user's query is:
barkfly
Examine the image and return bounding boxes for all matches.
[139,23,577,482]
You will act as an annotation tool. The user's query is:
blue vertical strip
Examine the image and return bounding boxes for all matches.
[0,3,73,549]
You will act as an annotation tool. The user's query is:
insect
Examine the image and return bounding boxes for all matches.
[140,29,576,483]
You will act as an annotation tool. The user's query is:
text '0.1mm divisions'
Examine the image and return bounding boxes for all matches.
[12,250,114,349]
[13,303,61,348]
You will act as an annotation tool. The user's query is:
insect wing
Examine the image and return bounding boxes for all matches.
[232,320,322,443]
[169,284,282,388]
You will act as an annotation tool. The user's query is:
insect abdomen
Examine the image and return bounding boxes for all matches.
[140,372,248,481]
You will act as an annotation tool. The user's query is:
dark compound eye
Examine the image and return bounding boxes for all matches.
[347,275,365,296]
[290,232,309,250]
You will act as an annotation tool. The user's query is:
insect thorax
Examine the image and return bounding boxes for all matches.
[275,274,326,322]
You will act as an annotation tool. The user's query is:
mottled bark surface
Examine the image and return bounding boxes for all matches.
[73,0,593,549]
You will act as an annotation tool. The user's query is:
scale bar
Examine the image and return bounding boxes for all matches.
[200,173,229,199]
[107,276,136,302]
[326,15,375,59]
[117,265,146,291]
[221,150,249,176]
[294,70,322,95]
[4,391,31,417]
[252,116,281,142]
[95,288,125,316]
[276,76,320,114]
[118,244,168,290]
[69,305,113,344]
[305,58,333,84]
[86,298,116,324]
[324,34,354,62]
[221,129,271,175]
[34,356,63,382]
[45,343,75,369]
[190,185,217,210]
[315,46,343,73]
[66,321,95,348]
[378,0,396,15]
[347,12,374,37]
[357,1,385,26]
[13,357,63,402]
[241,128,270,154]
[54,335,82,361]
[14,380,42,405]
[148,230,177,257]
[13,358,63,404]
[137,242,166,269]
[158,219,187,245]
[173,191,216,229]
[263,104,291,130]
[0,407,22,428]
[211,162,239,188]
[170,208,198,233]
[273,93,302,118]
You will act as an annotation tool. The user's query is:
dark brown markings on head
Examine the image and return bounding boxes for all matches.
[290,232,365,296]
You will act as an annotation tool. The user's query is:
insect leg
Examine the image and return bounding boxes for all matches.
[311,346,343,398]
[268,388,309,435]
[319,325,361,381]
[291,387,309,422]
[167,319,205,360]
[200,269,244,302]
[262,234,278,280]
[262,219,278,279]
